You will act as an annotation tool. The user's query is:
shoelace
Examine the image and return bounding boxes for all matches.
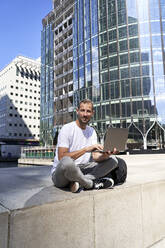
[95,182,104,190]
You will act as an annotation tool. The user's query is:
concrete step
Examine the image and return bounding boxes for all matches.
[1,154,165,248]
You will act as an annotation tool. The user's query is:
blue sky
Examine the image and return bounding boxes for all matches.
[0,0,52,70]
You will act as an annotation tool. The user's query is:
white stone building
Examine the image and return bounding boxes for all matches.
[0,55,41,142]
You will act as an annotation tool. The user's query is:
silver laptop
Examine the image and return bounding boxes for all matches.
[96,127,128,152]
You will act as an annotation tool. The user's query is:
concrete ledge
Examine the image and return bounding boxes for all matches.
[1,154,165,248]
[18,158,53,166]
[0,205,9,248]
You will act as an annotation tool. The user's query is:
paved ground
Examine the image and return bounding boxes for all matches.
[0,154,165,211]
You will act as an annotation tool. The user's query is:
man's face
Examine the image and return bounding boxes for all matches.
[76,103,94,125]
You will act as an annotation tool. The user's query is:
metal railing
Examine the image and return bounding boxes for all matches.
[21,146,55,159]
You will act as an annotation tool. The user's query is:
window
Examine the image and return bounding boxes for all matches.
[109,56,118,67]
[120,68,129,79]
[100,33,107,44]
[130,66,140,77]
[119,40,128,52]
[110,69,119,80]
[109,29,117,41]
[118,26,127,38]
[109,42,117,53]
[118,10,127,26]
[120,54,128,65]
[130,52,140,63]
[129,38,139,50]
[128,24,138,37]
[101,46,108,57]
[101,59,108,70]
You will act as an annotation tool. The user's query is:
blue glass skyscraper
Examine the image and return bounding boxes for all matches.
[73,0,165,149]
[41,0,165,149]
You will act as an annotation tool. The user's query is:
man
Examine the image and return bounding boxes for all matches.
[52,99,127,193]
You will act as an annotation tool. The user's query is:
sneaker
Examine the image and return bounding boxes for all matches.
[93,177,114,190]
[70,182,80,193]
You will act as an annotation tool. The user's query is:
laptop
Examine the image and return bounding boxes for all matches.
[95,127,128,152]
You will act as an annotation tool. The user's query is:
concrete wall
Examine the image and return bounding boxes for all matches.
[1,181,165,248]
[18,158,53,166]
[1,145,21,158]
[1,154,165,248]
[0,206,9,248]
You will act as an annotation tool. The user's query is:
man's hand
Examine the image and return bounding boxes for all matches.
[92,147,118,162]
[84,144,104,153]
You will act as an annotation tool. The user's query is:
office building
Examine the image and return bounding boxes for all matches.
[0,55,41,143]
[41,1,74,145]
[41,0,165,149]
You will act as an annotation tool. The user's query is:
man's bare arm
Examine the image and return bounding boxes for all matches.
[58,144,104,161]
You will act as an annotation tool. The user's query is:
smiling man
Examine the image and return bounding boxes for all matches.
[51,99,127,193]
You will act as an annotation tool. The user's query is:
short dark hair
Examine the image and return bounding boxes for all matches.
[77,99,94,110]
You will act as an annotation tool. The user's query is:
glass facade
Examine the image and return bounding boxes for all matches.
[40,14,54,146]
[41,1,74,146]
[73,0,165,149]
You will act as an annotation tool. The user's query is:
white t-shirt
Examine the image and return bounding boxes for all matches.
[51,121,97,174]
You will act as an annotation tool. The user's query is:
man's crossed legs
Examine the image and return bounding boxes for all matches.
[52,155,125,192]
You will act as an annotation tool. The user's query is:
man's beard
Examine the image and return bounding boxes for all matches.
[78,116,90,125]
